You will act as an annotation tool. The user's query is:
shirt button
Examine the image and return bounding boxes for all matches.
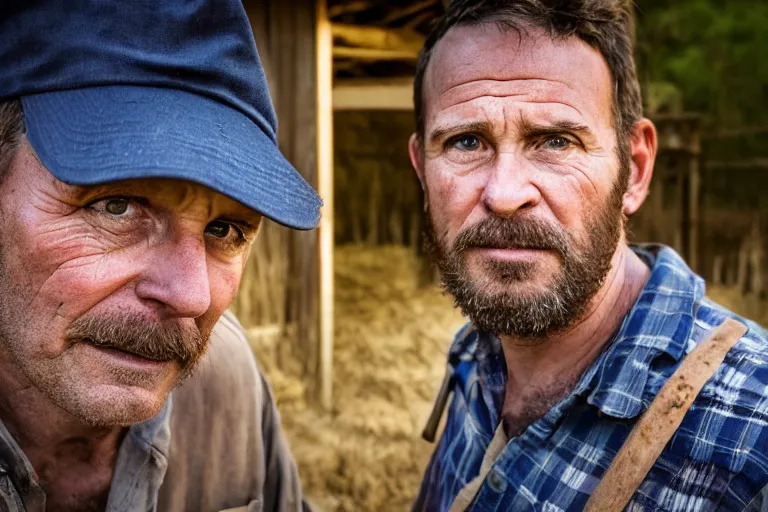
[487,468,508,493]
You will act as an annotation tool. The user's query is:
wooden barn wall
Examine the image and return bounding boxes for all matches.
[233,0,320,378]
[334,110,423,247]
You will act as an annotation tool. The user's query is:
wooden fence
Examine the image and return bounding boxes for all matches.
[711,216,765,297]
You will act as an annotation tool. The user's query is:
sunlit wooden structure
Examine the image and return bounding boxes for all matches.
[234,0,337,409]
[232,0,448,409]
[633,113,702,270]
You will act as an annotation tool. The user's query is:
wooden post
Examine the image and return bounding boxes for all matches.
[750,217,764,297]
[316,0,335,410]
[712,255,724,286]
[738,237,750,294]
[687,125,701,272]
[243,0,329,402]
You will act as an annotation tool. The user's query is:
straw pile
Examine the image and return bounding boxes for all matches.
[248,245,466,511]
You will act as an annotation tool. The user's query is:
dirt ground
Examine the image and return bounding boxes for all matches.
[246,246,768,511]
[248,245,465,511]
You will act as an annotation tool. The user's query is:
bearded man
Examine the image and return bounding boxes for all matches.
[0,1,319,511]
[410,1,768,511]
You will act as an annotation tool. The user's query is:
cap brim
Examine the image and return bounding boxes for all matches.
[21,86,322,230]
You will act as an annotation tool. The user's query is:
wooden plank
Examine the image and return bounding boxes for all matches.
[706,159,768,170]
[380,0,437,25]
[328,0,372,19]
[288,0,321,382]
[333,78,414,110]
[703,125,768,139]
[333,46,419,61]
[331,23,425,53]
[405,10,435,29]
[317,0,335,411]
[242,0,322,392]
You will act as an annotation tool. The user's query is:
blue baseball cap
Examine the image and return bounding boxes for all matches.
[0,1,322,230]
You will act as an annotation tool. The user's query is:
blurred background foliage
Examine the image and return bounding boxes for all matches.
[636,0,768,211]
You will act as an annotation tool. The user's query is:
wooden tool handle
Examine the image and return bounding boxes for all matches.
[422,365,454,443]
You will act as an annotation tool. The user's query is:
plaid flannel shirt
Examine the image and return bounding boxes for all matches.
[415,245,768,512]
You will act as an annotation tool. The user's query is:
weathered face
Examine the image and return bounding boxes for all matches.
[0,141,261,426]
[410,24,630,338]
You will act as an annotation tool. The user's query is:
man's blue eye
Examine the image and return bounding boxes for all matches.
[544,136,571,150]
[454,135,480,150]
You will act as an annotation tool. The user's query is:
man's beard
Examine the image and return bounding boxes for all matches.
[424,170,627,339]
[66,313,208,379]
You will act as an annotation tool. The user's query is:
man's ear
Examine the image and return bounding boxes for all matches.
[623,118,657,216]
[409,132,426,188]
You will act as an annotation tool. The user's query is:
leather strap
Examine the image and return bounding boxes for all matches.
[448,424,508,512]
[585,317,747,512]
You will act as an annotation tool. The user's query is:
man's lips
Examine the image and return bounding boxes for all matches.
[471,247,551,262]
[81,338,170,363]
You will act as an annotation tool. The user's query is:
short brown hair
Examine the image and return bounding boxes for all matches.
[0,99,25,184]
[413,0,642,139]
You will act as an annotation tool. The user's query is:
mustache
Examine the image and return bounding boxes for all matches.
[66,313,207,369]
[452,216,570,256]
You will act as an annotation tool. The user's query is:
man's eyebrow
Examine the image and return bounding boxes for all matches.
[427,118,597,145]
[63,183,111,202]
[427,121,492,145]
[518,116,594,139]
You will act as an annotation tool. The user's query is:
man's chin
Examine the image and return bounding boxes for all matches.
[464,265,557,295]
[69,385,173,427]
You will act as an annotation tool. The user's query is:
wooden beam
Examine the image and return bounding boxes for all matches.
[328,0,372,19]
[405,10,435,29]
[332,23,425,53]
[316,0,335,411]
[706,159,768,170]
[381,0,437,25]
[333,46,418,61]
[333,78,414,110]
[703,125,768,139]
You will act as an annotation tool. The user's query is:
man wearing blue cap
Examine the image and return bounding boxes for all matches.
[0,2,319,512]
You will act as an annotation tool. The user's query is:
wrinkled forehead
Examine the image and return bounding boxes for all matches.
[11,140,262,221]
[423,23,615,129]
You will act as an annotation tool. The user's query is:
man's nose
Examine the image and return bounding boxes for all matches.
[481,152,542,217]
[135,236,212,318]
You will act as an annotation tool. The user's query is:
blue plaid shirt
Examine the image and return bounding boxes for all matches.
[415,245,768,512]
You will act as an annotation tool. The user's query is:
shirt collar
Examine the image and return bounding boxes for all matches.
[0,396,173,512]
[0,417,46,511]
[106,396,172,511]
[581,244,703,418]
